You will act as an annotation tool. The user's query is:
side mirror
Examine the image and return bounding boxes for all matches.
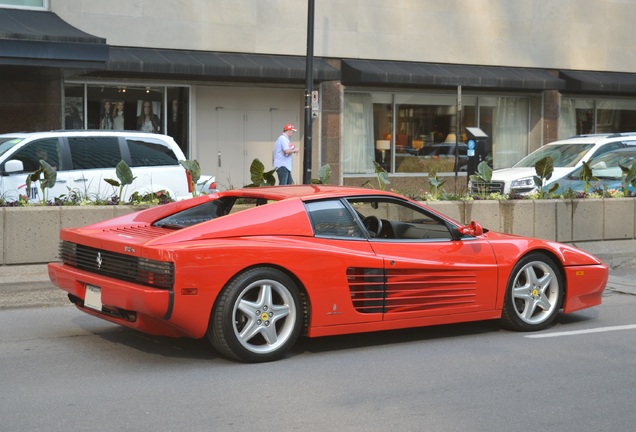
[3,159,24,174]
[458,221,483,237]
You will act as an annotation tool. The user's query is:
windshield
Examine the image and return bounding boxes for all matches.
[567,150,636,180]
[513,143,595,168]
[0,138,24,158]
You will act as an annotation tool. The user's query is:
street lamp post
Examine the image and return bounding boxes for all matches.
[302,0,315,184]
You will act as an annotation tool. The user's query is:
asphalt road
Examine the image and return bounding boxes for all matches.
[1,285,635,432]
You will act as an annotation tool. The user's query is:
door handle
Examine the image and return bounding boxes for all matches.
[218,151,221,168]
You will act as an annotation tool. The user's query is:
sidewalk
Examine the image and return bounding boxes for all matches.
[0,240,634,310]
[0,264,68,309]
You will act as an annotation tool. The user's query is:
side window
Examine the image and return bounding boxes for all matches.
[347,198,452,241]
[593,142,623,159]
[68,137,121,169]
[306,200,364,238]
[126,137,179,167]
[9,138,61,172]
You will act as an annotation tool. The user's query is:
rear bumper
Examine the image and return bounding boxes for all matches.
[48,262,186,337]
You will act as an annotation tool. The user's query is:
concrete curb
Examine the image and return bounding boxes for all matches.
[0,263,50,285]
[0,264,67,310]
[570,239,636,271]
[605,274,636,296]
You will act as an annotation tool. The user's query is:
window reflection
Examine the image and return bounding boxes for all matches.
[559,98,636,139]
[344,92,524,175]
[63,84,190,158]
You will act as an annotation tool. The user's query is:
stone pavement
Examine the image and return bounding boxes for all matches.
[0,239,634,310]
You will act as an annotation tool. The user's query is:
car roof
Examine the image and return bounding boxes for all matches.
[547,132,636,145]
[0,130,175,140]
[216,185,403,202]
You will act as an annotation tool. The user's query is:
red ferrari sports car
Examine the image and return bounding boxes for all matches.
[48,185,608,362]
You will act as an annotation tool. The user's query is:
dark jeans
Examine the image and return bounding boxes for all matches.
[276,166,294,185]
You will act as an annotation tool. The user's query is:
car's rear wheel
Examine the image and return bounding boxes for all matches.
[501,253,563,331]
[209,267,303,362]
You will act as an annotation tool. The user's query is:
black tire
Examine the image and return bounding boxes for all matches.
[208,267,303,362]
[501,253,564,332]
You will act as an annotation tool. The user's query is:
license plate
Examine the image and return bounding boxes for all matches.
[85,285,102,311]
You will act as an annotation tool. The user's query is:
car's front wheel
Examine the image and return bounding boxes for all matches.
[501,253,564,331]
[209,267,303,362]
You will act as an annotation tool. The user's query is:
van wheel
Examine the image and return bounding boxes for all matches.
[208,268,302,362]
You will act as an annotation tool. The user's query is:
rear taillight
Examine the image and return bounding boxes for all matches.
[208,180,217,191]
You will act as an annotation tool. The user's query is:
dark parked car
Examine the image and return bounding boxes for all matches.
[419,143,468,171]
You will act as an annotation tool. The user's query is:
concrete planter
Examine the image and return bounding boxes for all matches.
[602,198,635,240]
[424,201,464,223]
[2,206,141,265]
[533,200,557,241]
[424,198,636,244]
[500,200,534,238]
[464,200,500,232]
[2,198,636,265]
[572,199,604,242]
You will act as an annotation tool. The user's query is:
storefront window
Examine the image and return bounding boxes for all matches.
[343,93,375,174]
[481,96,529,169]
[64,84,190,158]
[63,84,85,130]
[559,98,636,139]
[344,91,528,175]
[0,0,46,8]
[392,93,476,174]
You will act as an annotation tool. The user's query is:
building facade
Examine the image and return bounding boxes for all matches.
[2,0,636,193]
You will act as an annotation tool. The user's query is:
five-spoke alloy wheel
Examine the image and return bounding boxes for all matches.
[209,267,303,362]
[501,253,564,331]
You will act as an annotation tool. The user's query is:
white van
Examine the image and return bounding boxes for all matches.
[0,131,193,203]
[470,133,636,195]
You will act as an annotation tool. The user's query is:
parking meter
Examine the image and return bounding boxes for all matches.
[465,127,489,176]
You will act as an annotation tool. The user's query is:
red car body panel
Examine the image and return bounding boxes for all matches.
[48,185,608,343]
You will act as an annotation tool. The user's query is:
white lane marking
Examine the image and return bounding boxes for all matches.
[524,324,636,338]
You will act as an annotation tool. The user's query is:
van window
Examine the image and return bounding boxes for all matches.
[0,137,24,158]
[68,137,121,169]
[126,137,179,167]
[9,138,61,172]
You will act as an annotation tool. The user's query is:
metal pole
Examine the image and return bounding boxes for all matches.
[455,85,461,180]
[302,0,315,184]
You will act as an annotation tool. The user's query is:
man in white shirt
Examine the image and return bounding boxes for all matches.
[273,123,299,185]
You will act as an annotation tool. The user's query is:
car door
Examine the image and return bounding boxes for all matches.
[345,197,499,321]
[2,137,65,202]
[305,199,384,326]
[64,135,122,201]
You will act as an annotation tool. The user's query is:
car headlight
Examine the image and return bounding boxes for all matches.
[511,177,535,189]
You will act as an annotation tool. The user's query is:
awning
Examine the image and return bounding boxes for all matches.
[342,59,565,90]
[0,9,108,68]
[560,70,636,94]
[98,47,340,82]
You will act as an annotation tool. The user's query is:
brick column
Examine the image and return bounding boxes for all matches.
[543,89,560,145]
[0,70,63,133]
[318,80,343,184]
